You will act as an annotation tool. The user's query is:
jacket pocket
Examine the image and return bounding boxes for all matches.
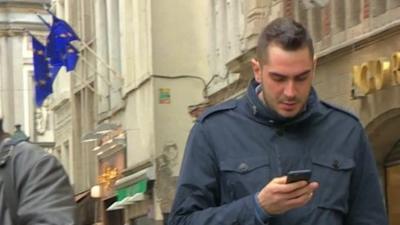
[219,157,270,200]
[311,154,355,214]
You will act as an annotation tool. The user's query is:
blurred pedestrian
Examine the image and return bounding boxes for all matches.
[0,117,76,225]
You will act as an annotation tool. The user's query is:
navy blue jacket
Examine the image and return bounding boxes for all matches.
[168,80,388,225]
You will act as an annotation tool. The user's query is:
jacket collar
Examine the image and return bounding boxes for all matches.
[243,79,325,127]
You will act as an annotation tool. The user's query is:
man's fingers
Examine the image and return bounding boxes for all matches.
[283,182,319,200]
[275,179,308,193]
[284,191,315,208]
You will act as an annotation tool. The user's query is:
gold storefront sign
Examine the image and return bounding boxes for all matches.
[98,166,120,190]
[352,52,400,95]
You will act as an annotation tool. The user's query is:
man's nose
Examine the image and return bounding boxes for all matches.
[283,81,296,98]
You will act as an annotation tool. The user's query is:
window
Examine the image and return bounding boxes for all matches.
[295,0,308,29]
[371,0,386,17]
[309,7,322,41]
[332,0,345,33]
[388,0,400,9]
[226,0,242,59]
[346,0,361,28]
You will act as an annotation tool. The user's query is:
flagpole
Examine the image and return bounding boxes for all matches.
[77,40,124,80]
[23,28,35,38]
[42,4,56,17]
[36,14,51,28]
[78,55,113,87]
[70,71,98,94]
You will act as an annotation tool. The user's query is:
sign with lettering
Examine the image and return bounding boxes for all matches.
[352,52,400,95]
[159,88,171,104]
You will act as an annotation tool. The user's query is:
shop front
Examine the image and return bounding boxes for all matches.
[93,127,127,225]
[111,161,161,225]
[386,141,400,225]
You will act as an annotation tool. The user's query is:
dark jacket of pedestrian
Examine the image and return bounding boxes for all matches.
[168,79,387,225]
[0,120,76,225]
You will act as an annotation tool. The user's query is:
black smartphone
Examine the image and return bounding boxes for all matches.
[286,169,312,183]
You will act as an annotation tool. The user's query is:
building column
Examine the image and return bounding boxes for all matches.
[94,0,110,113]
[0,35,25,131]
[105,0,122,109]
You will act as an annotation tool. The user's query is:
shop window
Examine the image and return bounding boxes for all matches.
[385,140,400,225]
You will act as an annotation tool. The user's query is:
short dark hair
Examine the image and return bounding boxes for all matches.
[256,17,314,63]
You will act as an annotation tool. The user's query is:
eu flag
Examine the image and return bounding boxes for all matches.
[64,44,79,71]
[46,15,80,69]
[32,36,53,107]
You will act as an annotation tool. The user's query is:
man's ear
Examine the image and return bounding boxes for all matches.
[251,58,262,83]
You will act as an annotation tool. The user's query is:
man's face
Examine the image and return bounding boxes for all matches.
[252,45,315,118]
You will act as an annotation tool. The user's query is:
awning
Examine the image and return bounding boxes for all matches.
[106,179,147,211]
[106,201,125,211]
[115,166,155,187]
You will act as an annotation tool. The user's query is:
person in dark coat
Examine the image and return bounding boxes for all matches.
[0,117,76,225]
[168,17,388,225]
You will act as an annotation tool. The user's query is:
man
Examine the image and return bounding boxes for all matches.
[0,117,76,225]
[168,18,387,225]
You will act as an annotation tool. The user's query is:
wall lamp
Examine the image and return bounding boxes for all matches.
[94,123,119,135]
[81,132,102,143]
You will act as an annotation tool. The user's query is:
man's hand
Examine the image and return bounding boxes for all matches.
[257,176,319,215]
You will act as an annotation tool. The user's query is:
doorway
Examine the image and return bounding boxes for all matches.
[386,140,400,225]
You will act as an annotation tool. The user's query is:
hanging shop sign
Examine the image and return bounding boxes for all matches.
[98,166,121,190]
[352,52,400,95]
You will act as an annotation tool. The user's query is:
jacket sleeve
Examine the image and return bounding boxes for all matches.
[168,123,267,225]
[345,129,388,225]
[13,143,76,225]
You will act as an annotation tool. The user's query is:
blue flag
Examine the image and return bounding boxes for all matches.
[46,15,80,69]
[64,44,79,71]
[32,36,53,107]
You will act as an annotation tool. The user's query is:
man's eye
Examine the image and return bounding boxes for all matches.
[296,74,309,81]
[271,75,285,81]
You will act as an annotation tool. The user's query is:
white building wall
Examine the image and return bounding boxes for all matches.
[124,81,155,167]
